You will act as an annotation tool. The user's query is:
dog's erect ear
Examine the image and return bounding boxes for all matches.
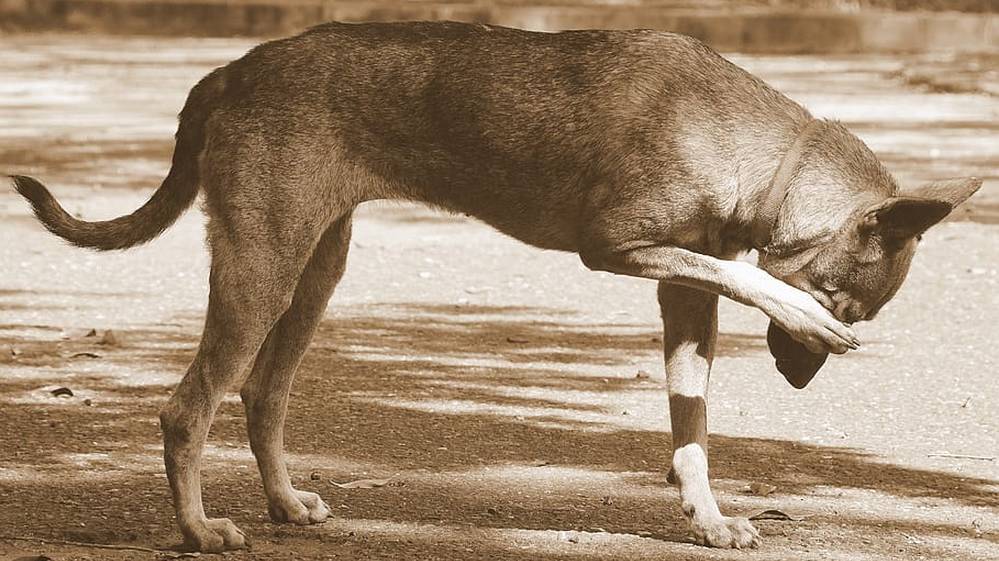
[858,197,952,241]
[905,177,983,208]
[859,177,982,241]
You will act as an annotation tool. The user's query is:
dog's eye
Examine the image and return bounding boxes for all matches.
[819,282,838,294]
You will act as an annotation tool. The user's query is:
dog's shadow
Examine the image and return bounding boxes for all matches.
[0,301,994,559]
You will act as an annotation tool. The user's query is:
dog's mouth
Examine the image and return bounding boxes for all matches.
[781,276,864,324]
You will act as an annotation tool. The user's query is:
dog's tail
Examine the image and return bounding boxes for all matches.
[10,68,225,251]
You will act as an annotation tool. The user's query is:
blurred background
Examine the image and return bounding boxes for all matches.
[1,0,998,52]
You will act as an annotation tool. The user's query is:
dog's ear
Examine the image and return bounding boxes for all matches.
[858,197,952,241]
[905,177,982,208]
[859,177,981,241]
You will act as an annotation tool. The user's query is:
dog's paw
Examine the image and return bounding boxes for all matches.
[268,489,331,525]
[692,516,760,549]
[768,288,857,356]
[183,517,247,552]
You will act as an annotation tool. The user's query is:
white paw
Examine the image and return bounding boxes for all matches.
[768,285,858,355]
[691,515,760,549]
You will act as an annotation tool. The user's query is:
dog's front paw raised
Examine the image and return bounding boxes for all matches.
[691,516,760,549]
[268,489,331,525]
[183,517,247,552]
[768,286,858,355]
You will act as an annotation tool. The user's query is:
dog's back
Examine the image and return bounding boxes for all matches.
[212,21,809,251]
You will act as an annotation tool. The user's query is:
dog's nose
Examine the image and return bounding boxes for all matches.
[834,301,866,324]
[833,300,851,322]
[845,306,868,324]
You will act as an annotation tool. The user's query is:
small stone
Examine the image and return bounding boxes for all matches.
[746,482,777,496]
[100,329,120,346]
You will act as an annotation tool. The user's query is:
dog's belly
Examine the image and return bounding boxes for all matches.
[383,171,588,253]
[444,196,584,253]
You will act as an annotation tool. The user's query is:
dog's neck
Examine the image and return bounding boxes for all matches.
[739,119,896,261]
[749,119,826,255]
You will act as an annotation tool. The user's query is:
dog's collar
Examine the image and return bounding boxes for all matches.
[751,119,825,255]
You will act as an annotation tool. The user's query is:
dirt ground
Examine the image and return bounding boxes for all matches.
[0,35,997,561]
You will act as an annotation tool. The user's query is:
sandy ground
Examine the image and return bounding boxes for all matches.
[0,35,997,561]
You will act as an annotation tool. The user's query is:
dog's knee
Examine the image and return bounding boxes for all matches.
[159,379,216,446]
[239,376,261,410]
[239,385,256,409]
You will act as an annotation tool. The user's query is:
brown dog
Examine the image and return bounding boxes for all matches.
[11,21,980,551]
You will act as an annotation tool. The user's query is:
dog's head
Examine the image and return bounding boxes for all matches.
[763,177,981,324]
[759,177,980,388]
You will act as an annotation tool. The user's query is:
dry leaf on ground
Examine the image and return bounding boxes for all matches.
[330,477,393,489]
[749,509,807,522]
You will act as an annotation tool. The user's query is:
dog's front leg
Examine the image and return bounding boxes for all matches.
[582,245,858,355]
[658,283,759,548]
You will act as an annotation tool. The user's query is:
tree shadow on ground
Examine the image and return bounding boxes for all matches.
[0,301,995,560]
[1,138,172,179]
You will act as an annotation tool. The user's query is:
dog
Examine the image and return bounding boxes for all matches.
[11,21,980,551]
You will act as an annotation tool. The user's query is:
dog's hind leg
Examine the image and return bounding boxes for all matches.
[659,283,760,549]
[239,212,353,526]
[158,170,338,551]
[159,254,304,550]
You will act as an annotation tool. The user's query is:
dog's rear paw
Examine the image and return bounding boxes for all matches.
[268,489,331,525]
[184,517,247,552]
[693,516,760,549]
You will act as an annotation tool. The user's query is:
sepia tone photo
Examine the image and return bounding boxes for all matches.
[0,1,996,560]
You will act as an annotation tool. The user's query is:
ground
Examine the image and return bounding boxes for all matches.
[0,35,997,561]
